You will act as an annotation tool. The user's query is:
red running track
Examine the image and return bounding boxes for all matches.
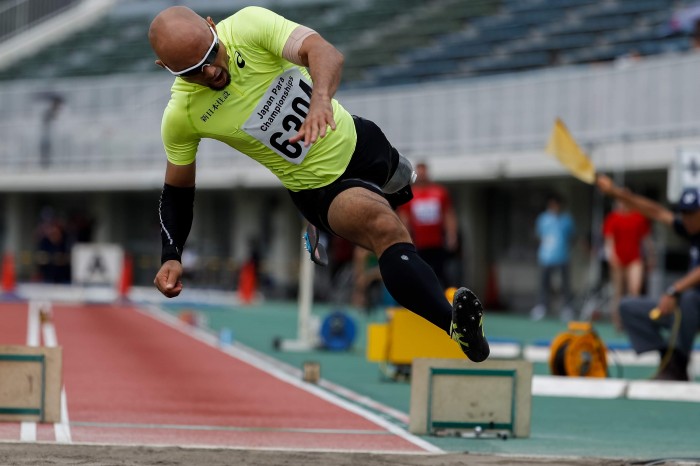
[0,302,429,452]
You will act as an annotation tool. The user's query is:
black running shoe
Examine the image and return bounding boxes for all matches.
[450,287,490,362]
[304,224,328,266]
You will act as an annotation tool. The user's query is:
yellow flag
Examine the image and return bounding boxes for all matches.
[545,118,596,184]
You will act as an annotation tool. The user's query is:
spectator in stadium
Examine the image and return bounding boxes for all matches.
[597,174,699,381]
[35,216,70,284]
[397,162,459,288]
[530,193,576,322]
[602,199,654,331]
[147,6,489,362]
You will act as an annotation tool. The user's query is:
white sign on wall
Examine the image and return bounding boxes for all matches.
[71,243,123,286]
[668,148,700,203]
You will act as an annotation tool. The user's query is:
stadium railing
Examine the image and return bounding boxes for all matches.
[2,51,700,183]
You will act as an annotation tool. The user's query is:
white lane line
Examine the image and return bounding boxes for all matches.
[220,340,411,425]
[627,380,700,402]
[225,343,441,453]
[138,305,442,454]
[20,302,41,442]
[42,319,71,443]
[532,375,628,398]
[26,302,41,347]
[19,423,36,442]
[54,388,71,443]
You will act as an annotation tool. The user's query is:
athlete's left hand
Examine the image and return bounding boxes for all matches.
[290,95,336,147]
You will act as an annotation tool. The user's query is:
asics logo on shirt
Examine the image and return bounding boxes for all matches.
[235,51,246,68]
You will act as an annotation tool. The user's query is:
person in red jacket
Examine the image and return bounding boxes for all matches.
[398,162,458,288]
[603,199,654,330]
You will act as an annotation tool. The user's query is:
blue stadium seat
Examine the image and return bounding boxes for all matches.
[0,0,693,87]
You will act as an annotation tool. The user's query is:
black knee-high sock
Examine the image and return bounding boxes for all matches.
[378,242,452,332]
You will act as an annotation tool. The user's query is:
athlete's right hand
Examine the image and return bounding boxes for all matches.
[154,260,184,298]
[290,95,336,147]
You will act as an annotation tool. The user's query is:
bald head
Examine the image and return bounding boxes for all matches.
[149,6,212,72]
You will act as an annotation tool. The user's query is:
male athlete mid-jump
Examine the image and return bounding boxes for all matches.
[149,6,489,362]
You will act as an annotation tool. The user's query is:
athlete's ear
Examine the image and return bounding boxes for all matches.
[206,16,217,31]
[155,59,166,69]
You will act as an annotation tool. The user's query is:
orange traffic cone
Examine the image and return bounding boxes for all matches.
[238,261,257,305]
[118,254,133,299]
[1,253,16,294]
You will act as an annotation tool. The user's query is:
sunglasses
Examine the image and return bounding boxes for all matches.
[164,26,219,77]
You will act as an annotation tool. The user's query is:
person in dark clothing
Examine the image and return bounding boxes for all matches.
[597,174,699,381]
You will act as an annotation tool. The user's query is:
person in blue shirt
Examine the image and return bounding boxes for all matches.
[531,193,576,321]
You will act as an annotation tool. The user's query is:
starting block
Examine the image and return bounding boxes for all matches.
[0,345,62,423]
[409,358,533,438]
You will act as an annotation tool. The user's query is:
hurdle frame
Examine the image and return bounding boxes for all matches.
[426,367,518,433]
[0,345,62,423]
[410,358,533,438]
[0,353,47,421]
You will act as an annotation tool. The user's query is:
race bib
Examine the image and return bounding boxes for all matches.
[242,68,313,164]
[411,199,442,225]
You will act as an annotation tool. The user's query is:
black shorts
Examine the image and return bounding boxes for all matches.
[288,116,401,236]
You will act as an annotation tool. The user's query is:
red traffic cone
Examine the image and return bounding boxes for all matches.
[118,254,133,299]
[1,253,16,294]
[238,261,257,305]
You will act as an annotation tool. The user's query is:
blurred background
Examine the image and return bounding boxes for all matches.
[2,0,700,316]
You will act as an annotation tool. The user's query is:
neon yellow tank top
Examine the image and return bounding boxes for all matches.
[160,6,356,191]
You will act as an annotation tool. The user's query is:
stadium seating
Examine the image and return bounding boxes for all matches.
[365,0,689,85]
[0,0,697,87]
[0,0,80,41]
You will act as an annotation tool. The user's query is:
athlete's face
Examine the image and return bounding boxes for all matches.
[181,23,231,91]
[157,17,231,91]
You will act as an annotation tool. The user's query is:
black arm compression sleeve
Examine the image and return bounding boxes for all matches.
[159,184,195,264]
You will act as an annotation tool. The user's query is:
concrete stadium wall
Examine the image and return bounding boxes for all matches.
[2,52,698,307]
